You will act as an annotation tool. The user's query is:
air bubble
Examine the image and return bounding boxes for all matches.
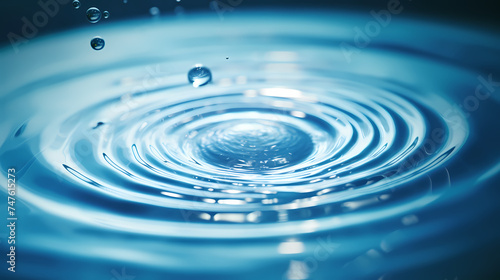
[86,7,102,23]
[188,65,212,87]
[72,0,80,9]
[103,11,110,19]
[150,7,160,17]
[90,37,105,50]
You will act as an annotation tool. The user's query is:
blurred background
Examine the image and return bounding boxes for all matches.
[1,0,500,47]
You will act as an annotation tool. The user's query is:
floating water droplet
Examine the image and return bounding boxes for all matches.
[14,123,27,138]
[93,122,105,129]
[86,7,102,23]
[90,37,105,50]
[188,65,212,87]
[150,7,160,17]
[72,0,80,9]
[103,11,110,19]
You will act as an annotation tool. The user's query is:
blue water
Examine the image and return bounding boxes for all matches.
[1,10,500,280]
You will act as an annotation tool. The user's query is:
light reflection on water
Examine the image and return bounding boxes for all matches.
[1,11,500,280]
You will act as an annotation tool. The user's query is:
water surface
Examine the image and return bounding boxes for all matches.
[1,10,500,280]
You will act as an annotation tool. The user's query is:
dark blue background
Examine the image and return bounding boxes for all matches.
[1,0,500,47]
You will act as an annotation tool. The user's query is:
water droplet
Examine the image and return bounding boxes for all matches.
[103,11,110,19]
[93,122,105,129]
[86,7,102,23]
[72,0,80,9]
[14,123,27,138]
[150,7,160,17]
[90,37,105,50]
[188,65,212,87]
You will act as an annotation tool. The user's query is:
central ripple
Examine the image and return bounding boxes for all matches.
[196,119,314,171]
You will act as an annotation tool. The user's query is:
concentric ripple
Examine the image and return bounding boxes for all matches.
[36,68,466,236]
[0,13,472,236]
[1,10,500,280]
[196,119,315,170]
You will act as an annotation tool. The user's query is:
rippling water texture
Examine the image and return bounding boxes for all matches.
[1,11,500,280]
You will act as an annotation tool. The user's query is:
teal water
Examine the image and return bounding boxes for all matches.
[1,11,500,280]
